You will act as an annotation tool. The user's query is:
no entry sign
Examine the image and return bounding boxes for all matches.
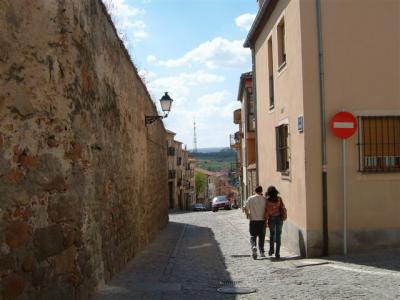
[330,112,357,139]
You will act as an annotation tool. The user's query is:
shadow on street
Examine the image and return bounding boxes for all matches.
[327,248,400,273]
[93,220,237,299]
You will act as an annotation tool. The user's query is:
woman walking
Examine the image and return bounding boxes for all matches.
[265,186,287,259]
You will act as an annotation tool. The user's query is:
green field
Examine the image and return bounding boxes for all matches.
[190,148,235,172]
[195,159,232,172]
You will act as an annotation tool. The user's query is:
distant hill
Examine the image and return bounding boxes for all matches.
[189,147,229,153]
[190,148,236,172]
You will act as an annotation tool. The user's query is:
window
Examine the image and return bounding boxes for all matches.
[358,116,400,172]
[277,18,286,71]
[268,37,274,109]
[246,87,255,131]
[275,124,289,172]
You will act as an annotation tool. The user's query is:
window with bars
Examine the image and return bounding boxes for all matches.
[357,116,400,172]
[277,18,286,71]
[276,124,289,172]
[268,37,274,109]
[246,87,255,131]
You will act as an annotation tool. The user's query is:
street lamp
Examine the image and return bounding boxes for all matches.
[145,92,173,125]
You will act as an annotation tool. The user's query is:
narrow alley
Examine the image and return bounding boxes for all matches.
[1,1,399,299]
[94,210,400,300]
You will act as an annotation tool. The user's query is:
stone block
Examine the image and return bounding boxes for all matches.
[5,222,30,249]
[47,195,81,223]
[54,246,76,275]
[0,254,14,271]
[0,243,10,255]
[2,273,26,300]
[12,190,30,206]
[64,227,82,248]
[36,283,75,300]
[33,225,65,261]
[32,266,46,287]
[22,255,36,272]
[27,154,66,193]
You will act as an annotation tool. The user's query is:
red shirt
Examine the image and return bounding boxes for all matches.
[265,197,285,221]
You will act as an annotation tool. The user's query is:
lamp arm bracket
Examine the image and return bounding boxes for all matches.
[145,115,166,125]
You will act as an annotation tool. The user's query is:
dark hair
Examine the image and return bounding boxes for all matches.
[265,186,279,202]
[255,186,263,194]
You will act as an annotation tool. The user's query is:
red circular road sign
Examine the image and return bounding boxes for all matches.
[330,112,357,139]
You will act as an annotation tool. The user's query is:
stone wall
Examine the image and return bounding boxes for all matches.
[0,0,169,299]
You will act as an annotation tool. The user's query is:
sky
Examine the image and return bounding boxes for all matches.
[104,0,257,149]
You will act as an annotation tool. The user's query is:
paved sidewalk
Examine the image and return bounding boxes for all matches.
[93,210,400,299]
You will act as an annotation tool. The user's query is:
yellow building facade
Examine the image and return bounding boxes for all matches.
[245,0,400,256]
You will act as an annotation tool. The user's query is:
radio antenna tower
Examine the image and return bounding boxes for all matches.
[193,117,198,153]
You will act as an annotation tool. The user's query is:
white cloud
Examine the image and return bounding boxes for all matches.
[149,37,250,69]
[195,90,236,120]
[197,90,229,108]
[146,55,157,64]
[103,0,148,43]
[163,90,240,148]
[138,69,157,84]
[146,70,225,103]
[235,13,256,31]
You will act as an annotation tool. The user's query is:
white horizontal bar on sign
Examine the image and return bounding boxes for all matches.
[333,122,354,128]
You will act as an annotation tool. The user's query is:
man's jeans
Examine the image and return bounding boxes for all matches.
[249,220,266,253]
[268,216,283,255]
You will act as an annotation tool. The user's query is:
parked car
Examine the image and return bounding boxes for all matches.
[192,203,207,211]
[211,196,231,212]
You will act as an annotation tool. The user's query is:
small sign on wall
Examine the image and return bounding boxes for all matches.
[297,116,304,133]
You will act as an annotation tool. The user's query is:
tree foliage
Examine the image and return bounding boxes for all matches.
[195,171,207,198]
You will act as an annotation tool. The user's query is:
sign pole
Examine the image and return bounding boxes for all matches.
[330,111,357,256]
[342,138,347,255]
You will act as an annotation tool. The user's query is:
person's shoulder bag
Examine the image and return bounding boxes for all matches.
[279,197,287,221]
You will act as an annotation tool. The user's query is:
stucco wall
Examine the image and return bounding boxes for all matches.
[255,0,400,257]
[255,0,309,254]
[300,0,400,255]
[0,0,168,299]
[323,0,400,253]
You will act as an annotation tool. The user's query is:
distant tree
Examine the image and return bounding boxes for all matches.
[195,172,207,199]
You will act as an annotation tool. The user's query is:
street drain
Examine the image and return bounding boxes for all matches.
[231,254,251,258]
[219,280,242,285]
[217,287,257,294]
[294,260,330,268]
[217,280,256,295]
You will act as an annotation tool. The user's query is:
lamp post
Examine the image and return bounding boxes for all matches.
[145,92,173,125]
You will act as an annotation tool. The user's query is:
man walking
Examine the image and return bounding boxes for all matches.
[244,186,266,259]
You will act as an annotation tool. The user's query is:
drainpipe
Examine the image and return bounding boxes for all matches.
[316,0,328,256]
[251,47,259,187]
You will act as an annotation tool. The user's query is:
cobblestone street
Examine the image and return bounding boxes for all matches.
[94,210,400,299]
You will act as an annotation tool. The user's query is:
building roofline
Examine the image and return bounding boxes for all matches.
[165,129,176,135]
[237,72,253,101]
[244,0,279,48]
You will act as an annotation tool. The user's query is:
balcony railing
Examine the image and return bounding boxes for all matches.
[230,132,241,149]
[168,170,176,179]
[233,108,241,124]
[167,147,175,156]
[230,162,242,177]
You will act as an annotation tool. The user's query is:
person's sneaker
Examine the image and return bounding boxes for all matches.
[268,250,274,256]
[260,252,266,258]
[252,247,257,260]
[275,254,280,259]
